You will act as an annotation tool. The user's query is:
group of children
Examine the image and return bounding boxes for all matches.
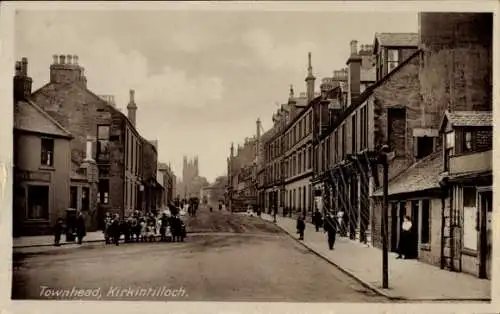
[103,209,186,246]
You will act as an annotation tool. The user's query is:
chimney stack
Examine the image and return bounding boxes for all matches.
[346,40,362,105]
[13,57,33,102]
[127,89,138,126]
[50,53,84,85]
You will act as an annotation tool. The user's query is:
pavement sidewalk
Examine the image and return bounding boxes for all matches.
[261,214,491,301]
[13,231,107,248]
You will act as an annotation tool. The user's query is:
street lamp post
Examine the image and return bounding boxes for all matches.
[379,144,391,289]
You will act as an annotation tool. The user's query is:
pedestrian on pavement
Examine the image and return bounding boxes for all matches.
[76,211,86,245]
[53,217,64,246]
[111,214,121,246]
[323,212,337,250]
[296,215,306,240]
[273,206,277,223]
[313,209,323,232]
[397,215,413,259]
[337,209,345,237]
[103,212,112,244]
[219,203,222,211]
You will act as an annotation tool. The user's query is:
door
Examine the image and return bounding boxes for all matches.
[410,200,420,259]
[390,203,398,252]
[479,190,492,279]
[398,201,407,246]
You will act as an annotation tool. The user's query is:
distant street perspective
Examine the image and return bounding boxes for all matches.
[13,207,387,302]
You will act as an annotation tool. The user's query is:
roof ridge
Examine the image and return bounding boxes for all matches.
[25,99,73,138]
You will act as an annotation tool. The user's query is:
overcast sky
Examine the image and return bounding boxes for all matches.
[15,9,418,182]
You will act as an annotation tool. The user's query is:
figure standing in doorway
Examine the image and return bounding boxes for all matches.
[397,215,412,259]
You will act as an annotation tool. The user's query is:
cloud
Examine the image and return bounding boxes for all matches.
[242,28,318,71]
[16,16,225,112]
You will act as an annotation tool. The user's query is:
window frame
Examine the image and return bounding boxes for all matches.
[40,137,55,167]
[387,48,400,73]
[26,184,50,221]
[97,124,111,162]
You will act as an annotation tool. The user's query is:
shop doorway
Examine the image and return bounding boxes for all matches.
[479,190,492,279]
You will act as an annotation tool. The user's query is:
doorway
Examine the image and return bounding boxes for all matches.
[390,202,398,252]
[410,200,420,259]
[479,190,492,279]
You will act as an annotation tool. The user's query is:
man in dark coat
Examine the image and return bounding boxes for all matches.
[313,209,323,232]
[76,211,86,245]
[296,215,306,240]
[323,212,337,250]
[111,214,121,246]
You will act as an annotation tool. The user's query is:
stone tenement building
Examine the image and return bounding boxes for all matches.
[158,162,176,205]
[226,134,258,212]
[242,12,492,280]
[27,54,159,229]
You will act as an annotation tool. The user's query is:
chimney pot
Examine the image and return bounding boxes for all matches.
[21,57,28,76]
[15,61,22,76]
[59,55,66,64]
[130,89,135,102]
[67,55,73,65]
[73,55,79,65]
[350,40,358,55]
[52,55,58,64]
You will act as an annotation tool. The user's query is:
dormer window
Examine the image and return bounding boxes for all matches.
[444,131,455,171]
[464,131,473,152]
[387,49,400,73]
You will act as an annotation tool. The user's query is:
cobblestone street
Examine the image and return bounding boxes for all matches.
[12,209,387,302]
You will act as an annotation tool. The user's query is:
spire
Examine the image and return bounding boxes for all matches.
[305,52,316,103]
[307,52,313,77]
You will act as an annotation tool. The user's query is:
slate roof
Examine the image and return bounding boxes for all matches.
[14,99,73,138]
[372,151,442,197]
[443,110,493,128]
[375,33,419,47]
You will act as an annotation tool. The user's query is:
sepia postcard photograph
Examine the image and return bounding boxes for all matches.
[1,1,498,313]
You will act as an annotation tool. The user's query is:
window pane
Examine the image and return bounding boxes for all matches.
[98,125,110,140]
[388,49,399,62]
[446,132,455,148]
[463,187,477,208]
[70,186,78,209]
[28,185,49,219]
[41,138,54,166]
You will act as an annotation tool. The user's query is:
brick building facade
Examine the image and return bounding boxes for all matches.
[28,55,147,228]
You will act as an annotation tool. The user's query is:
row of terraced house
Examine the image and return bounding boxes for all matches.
[13,54,177,237]
[230,12,493,280]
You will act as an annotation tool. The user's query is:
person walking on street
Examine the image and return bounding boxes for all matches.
[397,215,413,259]
[296,215,306,240]
[313,209,323,232]
[337,209,345,237]
[76,211,86,245]
[111,214,121,246]
[53,218,64,246]
[103,212,112,244]
[324,212,337,250]
[273,205,277,223]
